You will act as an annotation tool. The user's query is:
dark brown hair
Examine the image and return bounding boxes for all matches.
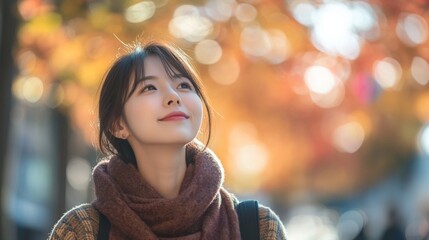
[98,41,212,165]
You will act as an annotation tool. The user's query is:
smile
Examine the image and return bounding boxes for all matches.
[159,111,190,121]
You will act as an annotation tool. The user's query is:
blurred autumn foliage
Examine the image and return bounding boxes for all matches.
[13,0,429,202]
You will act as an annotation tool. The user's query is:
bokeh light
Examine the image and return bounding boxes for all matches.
[337,210,367,240]
[411,56,429,86]
[208,54,240,85]
[169,5,213,42]
[235,3,257,23]
[240,26,271,57]
[125,1,156,23]
[204,0,234,22]
[13,76,44,103]
[23,77,44,103]
[304,66,336,94]
[194,39,222,65]
[351,1,377,33]
[396,13,428,47]
[332,121,365,153]
[291,2,317,27]
[286,204,339,240]
[373,57,402,90]
[304,65,345,108]
[291,1,377,60]
[312,3,355,59]
[66,157,91,191]
[418,124,429,156]
[264,29,290,64]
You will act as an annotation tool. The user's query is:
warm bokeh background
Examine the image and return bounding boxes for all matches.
[2,0,429,239]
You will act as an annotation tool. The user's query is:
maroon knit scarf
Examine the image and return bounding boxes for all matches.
[92,144,241,240]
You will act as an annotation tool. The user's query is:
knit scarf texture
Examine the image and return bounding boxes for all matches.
[92,144,241,240]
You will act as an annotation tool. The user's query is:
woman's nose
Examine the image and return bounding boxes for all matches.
[163,92,181,107]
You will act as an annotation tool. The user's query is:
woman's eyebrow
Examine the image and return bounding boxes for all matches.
[134,75,157,85]
[140,75,157,81]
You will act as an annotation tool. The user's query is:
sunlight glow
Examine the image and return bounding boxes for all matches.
[204,0,234,22]
[373,58,402,89]
[332,121,365,153]
[291,2,316,27]
[309,84,344,108]
[351,1,376,32]
[240,26,290,63]
[264,29,290,64]
[292,1,377,60]
[418,124,429,155]
[169,5,213,42]
[240,26,271,57]
[311,2,359,59]
[234,143,268,175]
[208,54,240,85]
[304,65,345,108]
[304,66,336,94]
[194,39,222,65]
[411,56,429,85]
[66,157,91,191]
[21,77,44,103]
[396,13,428,46]
[286,205,339,240]
[125,1,156,23]
[229,123,268,176]
[235,3,257,23]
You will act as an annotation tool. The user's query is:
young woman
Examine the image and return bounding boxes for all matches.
[49,41,287,239]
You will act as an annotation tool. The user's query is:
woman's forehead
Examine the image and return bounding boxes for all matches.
[139,55,183,77]
[143,55,168,73]
[128,55,184,84]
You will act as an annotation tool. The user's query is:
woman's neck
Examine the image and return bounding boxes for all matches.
[133,145,187,199]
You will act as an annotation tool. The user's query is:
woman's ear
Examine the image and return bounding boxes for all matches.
[111,118,129,139]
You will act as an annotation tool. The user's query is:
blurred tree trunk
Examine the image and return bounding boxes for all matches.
[0,0,19,237]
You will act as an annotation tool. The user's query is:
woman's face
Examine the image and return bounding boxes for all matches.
[119,55,203,148]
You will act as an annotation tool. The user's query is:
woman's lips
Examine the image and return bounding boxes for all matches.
[159,111,190,121]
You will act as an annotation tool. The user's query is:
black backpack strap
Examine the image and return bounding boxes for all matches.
[97,210,111,240]
[236,200,260,240]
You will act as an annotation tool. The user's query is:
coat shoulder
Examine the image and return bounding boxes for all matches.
[48,203,99,240]
[258,204,287,240]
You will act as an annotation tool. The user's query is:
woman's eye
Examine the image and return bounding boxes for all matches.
[178,82,193,90]
[142,85,157,92]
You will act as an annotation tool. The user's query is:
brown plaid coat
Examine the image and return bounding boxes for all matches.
[49,203,287,240]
